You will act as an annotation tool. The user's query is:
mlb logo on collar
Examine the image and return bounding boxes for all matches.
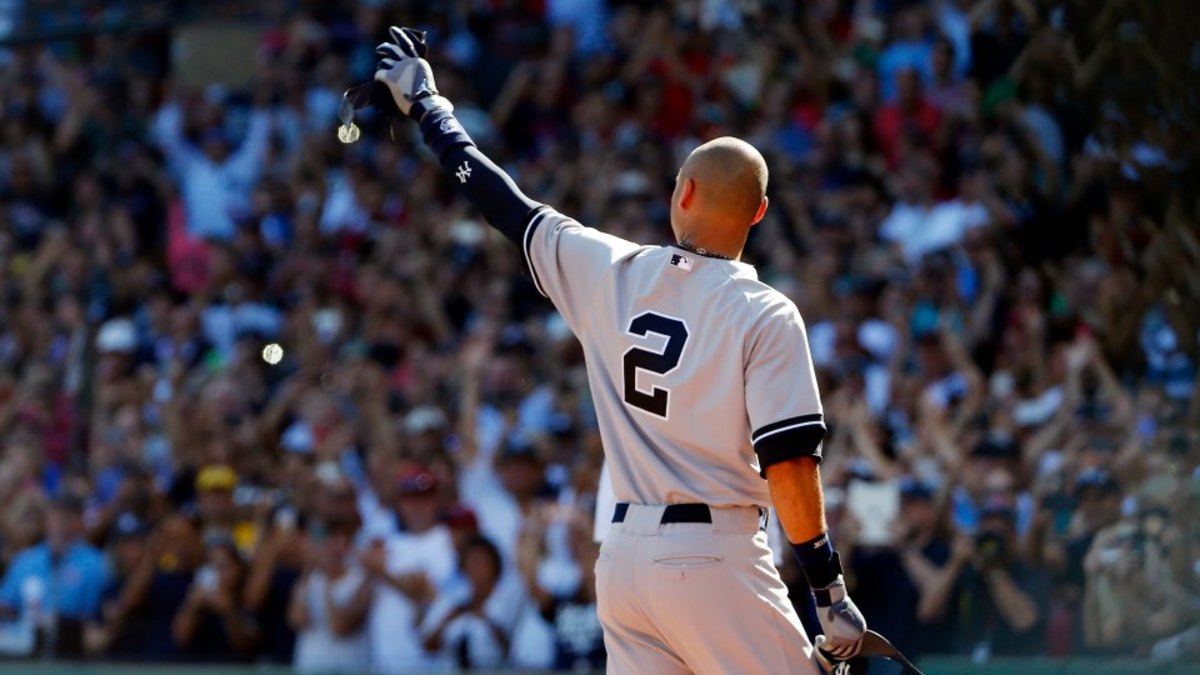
[669,253,693,271]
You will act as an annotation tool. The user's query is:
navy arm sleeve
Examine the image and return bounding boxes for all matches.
[416,107,542,246]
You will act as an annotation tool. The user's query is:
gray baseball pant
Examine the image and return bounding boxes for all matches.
[596,503,824,674]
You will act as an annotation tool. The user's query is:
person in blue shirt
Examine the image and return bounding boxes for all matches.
[877,7,936,101]
[0,494,110,643]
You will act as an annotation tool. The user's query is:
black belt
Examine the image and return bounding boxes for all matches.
[612,503,767,530]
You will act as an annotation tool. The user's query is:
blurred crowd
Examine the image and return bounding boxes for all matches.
[0,0,1197,671]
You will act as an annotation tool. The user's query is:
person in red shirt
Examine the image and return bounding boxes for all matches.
[874,67,942,169]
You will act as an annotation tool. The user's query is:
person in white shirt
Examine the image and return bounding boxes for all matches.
[362,468,457,674]
[879,160,991,264]
[288,518,371,673]
[421,536,521,670]
[152,93,272,241]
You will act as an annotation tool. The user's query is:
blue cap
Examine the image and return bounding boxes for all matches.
[1075,467,1119,496]
[899,477,935,502]
[112,512,149,539]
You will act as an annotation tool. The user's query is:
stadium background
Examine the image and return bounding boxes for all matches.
[0,0,1196,673]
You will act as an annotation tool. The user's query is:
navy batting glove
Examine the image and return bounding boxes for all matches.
[341,26,436,124]
[792,533,868,662]
[374,26,452,122]
[813,577,867,660]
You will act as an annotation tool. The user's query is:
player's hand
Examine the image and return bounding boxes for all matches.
[813,576,867,661]
[373,26,451,122]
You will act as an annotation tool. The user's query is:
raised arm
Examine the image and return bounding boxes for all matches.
[370,27,639,333]
[224,105,273,184]
[372,27,542,247]
[151,100,200,173]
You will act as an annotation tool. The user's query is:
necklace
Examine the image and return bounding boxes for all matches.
[676,240,733,261]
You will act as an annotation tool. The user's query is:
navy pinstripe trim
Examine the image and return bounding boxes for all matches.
[754,415,826,475]
[752,413,824,445]
[522,209,549,298]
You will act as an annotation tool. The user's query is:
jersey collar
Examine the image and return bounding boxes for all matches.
[666,245,758,279]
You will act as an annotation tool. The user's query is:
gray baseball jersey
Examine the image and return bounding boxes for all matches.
[523,208,824,508]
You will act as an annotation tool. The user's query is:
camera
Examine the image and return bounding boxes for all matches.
[1168,433,1191,457]
[975,531,1007,564]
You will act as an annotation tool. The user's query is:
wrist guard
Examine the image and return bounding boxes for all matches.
[791,532,844,598]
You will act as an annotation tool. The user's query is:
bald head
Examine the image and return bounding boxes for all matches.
[678,137,769,225]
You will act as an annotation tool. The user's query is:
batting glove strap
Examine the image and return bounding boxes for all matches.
[812,575,848,607]
[791,533,844,592]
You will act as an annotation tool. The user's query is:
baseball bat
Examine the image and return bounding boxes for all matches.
[817,630,926,675]
[858,630,925,675]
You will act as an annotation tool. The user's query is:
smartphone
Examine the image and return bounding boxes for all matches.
[196,565,218,592]
[274,506,298,531]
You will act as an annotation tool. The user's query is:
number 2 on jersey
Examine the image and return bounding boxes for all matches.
[622,312,689,418]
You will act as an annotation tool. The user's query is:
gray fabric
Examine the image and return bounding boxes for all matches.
[525,209,823,507]
[596,504,822,674]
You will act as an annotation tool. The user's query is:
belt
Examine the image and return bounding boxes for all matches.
[612,502,768,530]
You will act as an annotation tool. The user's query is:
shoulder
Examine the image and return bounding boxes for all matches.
[529,209,647,259]
[382,532,408,555]
[71,543,108,570]
[495,571,527,603]
[7,544,46,570]
[436,581,471,606]
[433,526,457,554]
[735,279,805,331]
[413,525,455,552]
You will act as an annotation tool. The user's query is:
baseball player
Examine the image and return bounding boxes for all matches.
[372,27,867,674]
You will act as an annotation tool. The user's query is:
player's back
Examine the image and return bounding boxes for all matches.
[524,209,823,509]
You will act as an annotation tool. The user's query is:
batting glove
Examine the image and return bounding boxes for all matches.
[813,576,867,661]
[373,25,452,123]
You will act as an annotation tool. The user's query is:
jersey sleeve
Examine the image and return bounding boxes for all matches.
[523,208,641,331]
[744,298,826,472]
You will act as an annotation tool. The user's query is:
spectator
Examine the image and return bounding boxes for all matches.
[111,513,204,663]
[1029,467,1124,655]
[953,434,1033,536]
[847,479,958,661]
[84,513,149,659]
[288,517,371,674]
[877,159,961,263]
[1081,504,1190,655]
[520,509,606,671]
[364,468,457,674]
[171,533,259,662]
[421,536,517,670]
[193,465,259,557]
[85,463,155,548]
[0,0,1195,669]
[0,488,47,573]
[242,506,305,665]
[935,502,1049,657]
[151,90,273,242]
[927,38,971,116]
[877,6,935,102]
[0,494,108,658]
[967,0,1037,89]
